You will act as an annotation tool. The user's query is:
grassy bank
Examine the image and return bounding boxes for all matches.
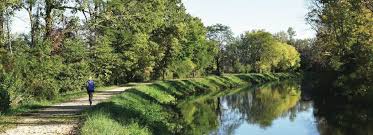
[80,73,299,135]
[0,86,119,133]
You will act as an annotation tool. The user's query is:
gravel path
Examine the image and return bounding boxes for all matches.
[1,87,133,135]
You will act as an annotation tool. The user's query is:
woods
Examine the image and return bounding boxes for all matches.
[307,0,373,96]
[0,0,217,112]
[0,0,372,114]
[0,0,302,113]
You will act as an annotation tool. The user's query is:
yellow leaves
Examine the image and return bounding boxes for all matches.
[257,42,301,72]
[251,83,301,125]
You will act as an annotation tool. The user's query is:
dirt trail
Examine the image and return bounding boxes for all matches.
[1,87,132,135]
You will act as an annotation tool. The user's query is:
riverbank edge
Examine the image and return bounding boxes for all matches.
[80,73,300,135]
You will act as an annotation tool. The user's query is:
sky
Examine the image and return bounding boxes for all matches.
[11,0,315,39]
[182,0,315,39]
[11,10,31,35]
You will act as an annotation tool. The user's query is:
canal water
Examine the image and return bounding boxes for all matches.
[177,81,373,135]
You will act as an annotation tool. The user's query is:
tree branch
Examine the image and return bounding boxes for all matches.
[55,6,90,13]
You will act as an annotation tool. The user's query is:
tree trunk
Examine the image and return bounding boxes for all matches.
[45,0,53,40]
[216,54,222,76]
[27,7,35,47]
[0,10,4,48]
[6,11,12,54]
[162,69,165,80]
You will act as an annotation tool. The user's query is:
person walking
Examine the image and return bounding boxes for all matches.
[86,77,95,106]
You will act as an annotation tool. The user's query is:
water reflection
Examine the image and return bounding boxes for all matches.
[227,81,301,127]
[178,97,220,135]
[178,80,373,135]
[312,90,373,135]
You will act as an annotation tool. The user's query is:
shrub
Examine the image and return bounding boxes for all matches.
[58,38,91,92]
[0,88,10,113]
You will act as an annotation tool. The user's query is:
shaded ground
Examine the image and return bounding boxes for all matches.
[1,87,133,135]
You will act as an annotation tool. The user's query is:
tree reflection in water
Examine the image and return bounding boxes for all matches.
[177,79,373,135]
[224,81,302,128]
[178,81,306,134]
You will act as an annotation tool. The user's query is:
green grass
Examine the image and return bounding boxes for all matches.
[80,73,299,135]
[0,85,120,133]
[81,112,150,135]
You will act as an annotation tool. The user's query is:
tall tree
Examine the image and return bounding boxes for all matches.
[224,30,300,73]
[21,0,38,47]
[0,0,19,48]
[44,0,53,39]
[273,31,289,43]
[207,24,233,75]
[0,6,4,48]
[307,0,373,95]
[287,27,296,45]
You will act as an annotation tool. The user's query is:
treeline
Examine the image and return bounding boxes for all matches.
[306,0,373,96]
[0,0,303,112]
[0,0,219,112]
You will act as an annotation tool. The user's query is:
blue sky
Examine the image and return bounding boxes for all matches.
[182,0,315,39]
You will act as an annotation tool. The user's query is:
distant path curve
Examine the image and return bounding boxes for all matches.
[1,86,133,135]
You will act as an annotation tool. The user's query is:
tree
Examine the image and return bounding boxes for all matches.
[223,39,242,73]
[240,30,275,72]
[58,38,90,93]
[307,0,373,95]
[182,15,214,77]
[0,0,216,111]
[287,27,296,45]
[0,0,19,48]
[90,36,119,85]
[207,24,234,75]
[273,31,289,43]
[225,30,300,73]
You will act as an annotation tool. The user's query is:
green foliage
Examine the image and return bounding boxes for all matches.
[27,43,62,100]
[169,59,196,78]
[91,36,119,85]
[307,0,373,95]
[0,85,10,113]
[273,31,289,43]
[276,42,301,71]
[0,0,304,115]
[207,24,234,75]
[222,30,301,73]
[0,0,216,111]
[58,38,91,93]
[86,0,215,82]
[0,50,9,112]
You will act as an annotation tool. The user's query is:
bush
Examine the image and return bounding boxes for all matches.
[58,38,91,92]
[58,62,90,93]
[29,78,59,100]
[170,59,196,78]
[0,88,10,113]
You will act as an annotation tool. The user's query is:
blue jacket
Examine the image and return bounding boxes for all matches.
[87,80,95,92]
